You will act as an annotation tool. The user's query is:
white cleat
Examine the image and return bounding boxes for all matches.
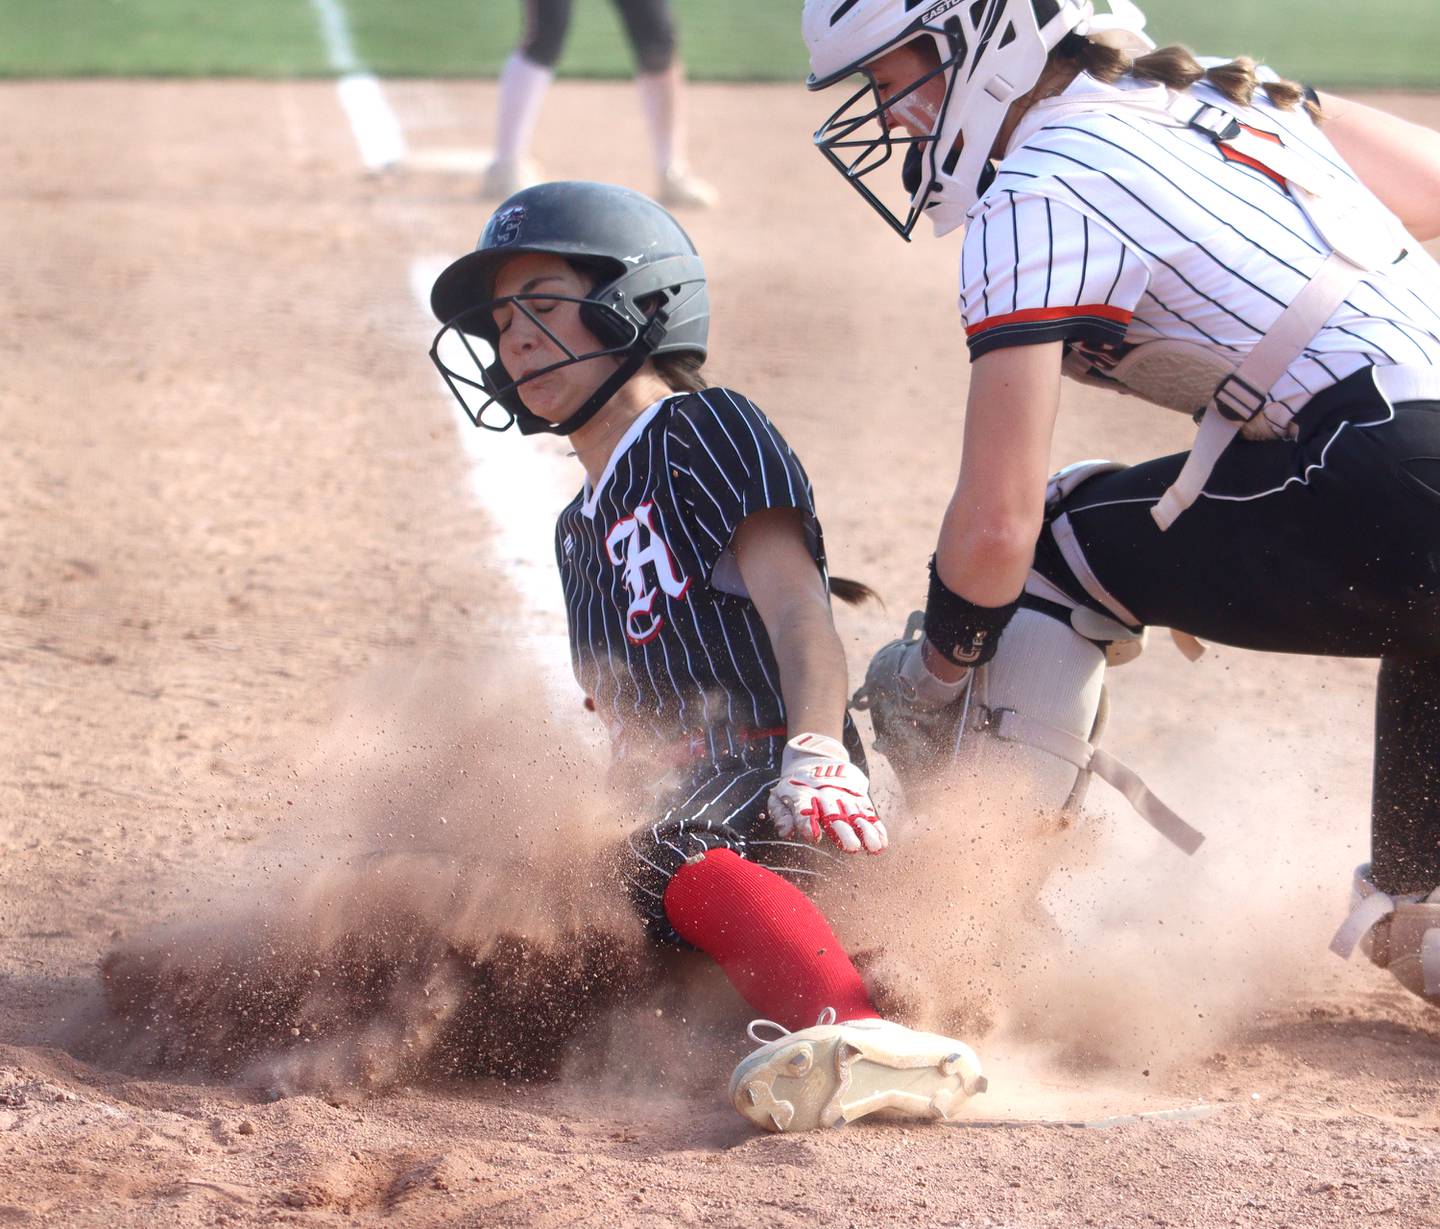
[728,1009,986,1133]
[657,167,718,210]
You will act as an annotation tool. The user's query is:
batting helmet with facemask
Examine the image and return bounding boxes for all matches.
[429,180,709,436]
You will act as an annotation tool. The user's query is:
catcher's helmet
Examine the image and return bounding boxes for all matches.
[429,180,709,436]
[803,0,1152,239]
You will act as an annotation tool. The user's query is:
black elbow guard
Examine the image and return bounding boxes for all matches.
[923,555,1020,667]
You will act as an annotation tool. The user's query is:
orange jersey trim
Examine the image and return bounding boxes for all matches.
[965,303,1133,338]
[1219,124,1287,188]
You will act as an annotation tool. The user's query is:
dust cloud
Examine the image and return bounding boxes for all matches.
[85,655,661,1099]
[819,738,1334,1097]
[84,657,1331,1110]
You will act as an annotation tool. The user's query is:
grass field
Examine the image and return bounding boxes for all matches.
[3,0,1438,87]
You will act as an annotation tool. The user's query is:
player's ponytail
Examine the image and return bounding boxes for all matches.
[1055,35,1321,122]
[652,351,708,394]
[829,577,878,606]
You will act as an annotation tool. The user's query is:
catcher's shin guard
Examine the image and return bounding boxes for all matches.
[955,605,1109,819]
[1330,863,1440,1004]
[854,605,1202,852]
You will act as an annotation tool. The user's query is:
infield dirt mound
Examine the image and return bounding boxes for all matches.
[76,656,1100,1104]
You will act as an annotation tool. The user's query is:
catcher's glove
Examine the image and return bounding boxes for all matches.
[850,611,972,796]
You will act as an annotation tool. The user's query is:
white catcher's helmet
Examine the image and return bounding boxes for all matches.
[803,0,1152,239]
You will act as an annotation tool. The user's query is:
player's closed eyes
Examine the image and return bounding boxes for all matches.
[494,298,559,336]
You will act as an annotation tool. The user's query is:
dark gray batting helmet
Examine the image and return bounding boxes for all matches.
[429,181,709,436]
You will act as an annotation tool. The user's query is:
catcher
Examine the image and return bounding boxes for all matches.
[802,0,1440,1003]
[428,180,987,1131]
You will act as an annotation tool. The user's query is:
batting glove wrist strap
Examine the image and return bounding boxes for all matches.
[779,733,850,773]
[924,555,1019,668]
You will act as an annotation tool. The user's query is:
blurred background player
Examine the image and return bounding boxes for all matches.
[428,180,985,1131]
[802,0,1440,1003]
[485,0,717,208]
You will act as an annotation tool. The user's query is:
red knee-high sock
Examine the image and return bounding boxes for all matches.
[661,848,877,1031]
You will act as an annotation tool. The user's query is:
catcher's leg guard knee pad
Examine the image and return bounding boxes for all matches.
[857,600,1201,850]
[1330,863,1440,1004]
[959,604,1202,851]
[954,606,1107,819]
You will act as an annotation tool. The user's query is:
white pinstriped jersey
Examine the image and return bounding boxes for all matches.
[959,70,1440,428]
[554,388,841,768]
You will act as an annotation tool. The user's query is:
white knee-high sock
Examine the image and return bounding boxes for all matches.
[634,63,684,174]
[494,52,554,166]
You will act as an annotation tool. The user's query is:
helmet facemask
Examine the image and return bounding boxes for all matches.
[811,29,965,241]
[429,259,704,437]
[806,0,1096,239]
[431,293,649,436]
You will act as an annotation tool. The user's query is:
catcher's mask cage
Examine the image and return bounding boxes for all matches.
[428,180,709,437]
[804,0,1098,240]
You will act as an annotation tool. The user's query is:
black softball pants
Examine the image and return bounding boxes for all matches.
[619,757,843,945]
[1034,367,1440,893]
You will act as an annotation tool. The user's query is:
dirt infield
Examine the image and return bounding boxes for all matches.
[3,79,1440,1227]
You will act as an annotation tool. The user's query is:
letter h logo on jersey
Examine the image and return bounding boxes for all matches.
[604,501,691,644]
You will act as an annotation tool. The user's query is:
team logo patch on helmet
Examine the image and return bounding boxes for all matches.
[489,204,526,247]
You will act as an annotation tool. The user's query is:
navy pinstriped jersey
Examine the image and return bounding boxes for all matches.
[554,387,849,770]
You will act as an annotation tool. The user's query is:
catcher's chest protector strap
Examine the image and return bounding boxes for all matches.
[1010,88,1406,530]
[1150,248,1368,530]
[1136,95,1398,530]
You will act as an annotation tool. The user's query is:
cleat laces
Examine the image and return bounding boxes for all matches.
[745,1006,837,1045]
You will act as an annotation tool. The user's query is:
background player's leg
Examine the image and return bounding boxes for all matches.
[485,0,570,198]
[1370,656,1440,895]
[613,0,716,208]
[662,847,877,1030]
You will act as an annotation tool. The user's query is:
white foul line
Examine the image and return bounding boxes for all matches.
[308,0,576,690]
[409,258,580,693]
[308,0,406,171]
